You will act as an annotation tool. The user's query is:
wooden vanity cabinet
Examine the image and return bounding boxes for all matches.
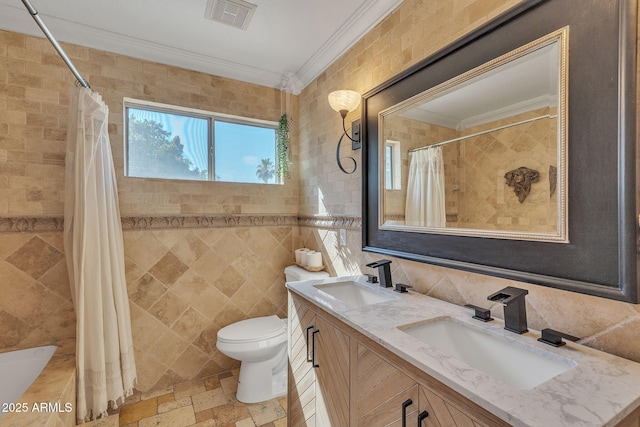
[288,294,350,426]
[288,292,508,427]
[289,294,317,426]
[353,340,508,427]
[288,293,510,427]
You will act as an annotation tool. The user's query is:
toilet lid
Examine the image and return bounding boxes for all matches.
[217,315,286,343]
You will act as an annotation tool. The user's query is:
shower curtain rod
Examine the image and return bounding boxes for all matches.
[21,0,91,89]
[409,114,557,153]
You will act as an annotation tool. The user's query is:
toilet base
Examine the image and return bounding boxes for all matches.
[236,346,288,404]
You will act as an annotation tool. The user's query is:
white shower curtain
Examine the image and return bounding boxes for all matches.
[405,146,446,227]
[64,87,136,422]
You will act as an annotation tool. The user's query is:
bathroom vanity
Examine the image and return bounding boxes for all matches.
[286,276,640,426]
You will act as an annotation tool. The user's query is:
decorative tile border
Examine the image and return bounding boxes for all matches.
[0,215,363,233]
[120,215,298,230]
[0,217,65,232]
[297,215,362,230]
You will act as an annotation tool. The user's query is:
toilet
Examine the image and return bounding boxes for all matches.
[216,265,329,403]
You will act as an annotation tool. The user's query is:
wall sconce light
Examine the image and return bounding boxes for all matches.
[328,90,361,174]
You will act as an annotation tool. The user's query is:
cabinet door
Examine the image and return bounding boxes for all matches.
[417,386,487,427]
[288,294,317,427]
[354,343,420,427]
[314,314,350,427]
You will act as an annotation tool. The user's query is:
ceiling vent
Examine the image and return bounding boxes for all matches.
[205,0,257,31]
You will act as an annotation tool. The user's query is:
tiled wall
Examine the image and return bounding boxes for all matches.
[1,0,640,402]
[0,232,75,349]
[0,29,298,217]
[0,29,299,393]
[455,109,558,231]
[297,0,640,365]
[123,226,292,392]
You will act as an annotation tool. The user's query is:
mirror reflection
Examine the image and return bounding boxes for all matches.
[380,30,567,242]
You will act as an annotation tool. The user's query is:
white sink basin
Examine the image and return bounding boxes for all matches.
[314,281,397,308]
[399,317,576,390]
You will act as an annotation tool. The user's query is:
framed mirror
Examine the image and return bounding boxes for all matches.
[380,29,568,242]
[362,0,638,302]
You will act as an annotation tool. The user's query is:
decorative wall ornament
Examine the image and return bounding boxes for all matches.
[504,167,540,203]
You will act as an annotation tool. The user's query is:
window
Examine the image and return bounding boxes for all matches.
[385,140,401,190]
[124,99,279,184]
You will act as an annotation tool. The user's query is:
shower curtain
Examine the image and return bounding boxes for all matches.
[405,146,446,227]
[64,87,136,422]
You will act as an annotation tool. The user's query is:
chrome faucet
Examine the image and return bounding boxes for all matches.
[365,259,392,288]
[487,286,528,334]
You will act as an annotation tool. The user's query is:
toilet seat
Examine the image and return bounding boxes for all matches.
[217,315,286,344]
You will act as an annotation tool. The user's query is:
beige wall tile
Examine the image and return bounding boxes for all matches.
[297,0,640,367]
[1,0,638,405]
[0,28,299,217]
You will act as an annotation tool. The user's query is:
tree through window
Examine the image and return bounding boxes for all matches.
[124,100,279,185]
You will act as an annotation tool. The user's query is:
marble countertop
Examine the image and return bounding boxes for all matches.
[286,275,640,427]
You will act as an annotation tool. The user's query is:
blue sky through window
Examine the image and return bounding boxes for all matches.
[215,121,276,184]
[127,107,277,184]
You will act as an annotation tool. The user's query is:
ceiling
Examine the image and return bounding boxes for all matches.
[402,42,559,130]
[0,0,403,94]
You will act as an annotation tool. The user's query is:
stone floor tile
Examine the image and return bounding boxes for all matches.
[208,401,251,426]
[138,405,196,427]
[247,400,286,426]
[174,379,207,400]
[77,413,119,427]
[118,371,286,427]
[141,387,173,400]
[218,371,233,380]
[220,376,238,394]
[158,396,192,414]
[124,393,142,405]
[204,375,221,390]
[119,398,157,425]
[192,388,230,412]
[235,418,255,427]
[158,392,176,405]
[195,409,213,422]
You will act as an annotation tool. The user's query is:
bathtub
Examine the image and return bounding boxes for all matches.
[0,345,56,419]
[0,340,76,426]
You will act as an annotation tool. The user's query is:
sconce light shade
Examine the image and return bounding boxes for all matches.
[328,90,361,117]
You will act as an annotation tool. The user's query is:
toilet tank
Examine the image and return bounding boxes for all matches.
[285,265,330,282]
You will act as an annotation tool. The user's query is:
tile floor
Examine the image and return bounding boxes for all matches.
[79,370,287,427]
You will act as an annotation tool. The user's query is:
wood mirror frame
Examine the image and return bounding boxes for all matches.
[362,0,638,302]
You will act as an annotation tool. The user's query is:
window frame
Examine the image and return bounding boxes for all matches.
[384,140,402,190]
[123,98,280,184]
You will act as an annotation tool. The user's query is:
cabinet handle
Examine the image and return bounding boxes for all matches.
[417,410,429,425]
[305,325,314,362]
[311,329,320,368]
[401,398,413,427]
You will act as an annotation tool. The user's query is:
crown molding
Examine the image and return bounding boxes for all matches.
[0,3,283,88]
[293,0,405,93]
[0,0,402,94]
